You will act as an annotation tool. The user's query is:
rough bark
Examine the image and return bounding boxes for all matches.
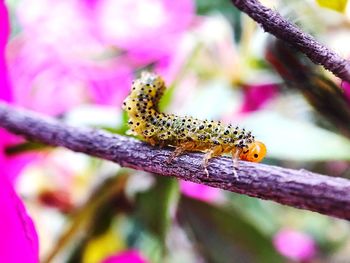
[1,102,350,220]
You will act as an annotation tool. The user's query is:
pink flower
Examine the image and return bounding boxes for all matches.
[0,0,39,181]
[102,250,148,263]
[180,180,224,203]
[8,0,194,115]
[341,81,350,104]
[0,1,40,181]
[0,173,39,263]
[240,83,278,113]
[273,228,317,261]
[0,0,10,101]
[8,0,134,115]
[95,0,194,65]
[0,2,39,262]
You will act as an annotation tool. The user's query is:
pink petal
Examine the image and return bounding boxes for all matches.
[96,0,194,64]
[180,180,224,203]
[341,81,350,103]
[9,0,136,114]
[240,83,278,113]
[0,1,38,181]
[9,0,195,114]
[273,228,317,261]
[0,4,39,262]
[102,250,148,263]
[84,63,133,106]
[0,0,11,101]
[0,173,39,263]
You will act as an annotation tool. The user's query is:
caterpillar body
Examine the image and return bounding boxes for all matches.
[123,72,266,176]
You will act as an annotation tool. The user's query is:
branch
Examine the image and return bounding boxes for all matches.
[1,102,350,220]
[231,0,350,82]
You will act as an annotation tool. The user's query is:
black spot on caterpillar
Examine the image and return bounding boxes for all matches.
[123,72,266,176]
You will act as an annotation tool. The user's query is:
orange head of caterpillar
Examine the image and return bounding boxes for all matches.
[239,141,266,162]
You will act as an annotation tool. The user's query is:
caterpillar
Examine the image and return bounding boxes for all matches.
[122,72,266,176]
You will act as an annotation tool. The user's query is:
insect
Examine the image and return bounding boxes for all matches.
[123,72,266,176]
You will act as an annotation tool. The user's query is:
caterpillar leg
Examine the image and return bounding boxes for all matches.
[231,148,241,178]
[166,147,186,164]
[166,142,195,164]
[203,146,223,177]
[145,138,157,147]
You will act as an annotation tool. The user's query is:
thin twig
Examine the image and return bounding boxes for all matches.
[231,0,350,82]
[1,102,350,220]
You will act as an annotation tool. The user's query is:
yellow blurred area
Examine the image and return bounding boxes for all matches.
[83,230,125,263]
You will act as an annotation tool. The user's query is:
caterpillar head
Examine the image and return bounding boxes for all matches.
[239,141,266,162]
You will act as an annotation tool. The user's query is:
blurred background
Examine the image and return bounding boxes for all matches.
[2,0,350,262]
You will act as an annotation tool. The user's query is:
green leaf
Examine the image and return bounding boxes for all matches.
[5,141,49,155]
[158,84,176,112]
[135,177,180,244]
[316,0,348,12]
[241,111,350,161]
[133,177,180,262]
[178,197,283,263]
[227,193,279,236]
